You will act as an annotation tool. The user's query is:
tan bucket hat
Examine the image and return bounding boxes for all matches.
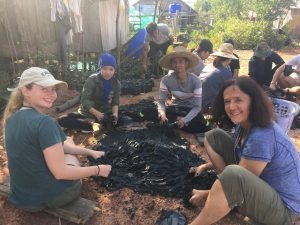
[7,67,67,91]
[159,46,198,70]
[211,43,237,60]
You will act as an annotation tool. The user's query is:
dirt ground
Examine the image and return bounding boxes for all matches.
[1,48,300,225]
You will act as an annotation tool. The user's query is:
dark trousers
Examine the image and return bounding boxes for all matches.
[147,40,172,77]
[57,112,126,131]
[166,106,209,133]
[58,112,94,131]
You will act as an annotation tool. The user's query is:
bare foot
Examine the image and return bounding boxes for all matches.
[189,189,209,206]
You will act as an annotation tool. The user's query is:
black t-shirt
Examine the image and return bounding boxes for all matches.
[248,51,284,86]
[229,53,240,75]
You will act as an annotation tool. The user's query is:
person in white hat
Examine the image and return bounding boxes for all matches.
[157,46,209,133]
[2,67,111,212]
[201,43,238,113]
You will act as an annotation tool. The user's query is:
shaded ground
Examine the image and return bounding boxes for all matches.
[1,48,300,225]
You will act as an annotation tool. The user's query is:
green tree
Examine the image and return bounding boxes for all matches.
[251,0,296,21]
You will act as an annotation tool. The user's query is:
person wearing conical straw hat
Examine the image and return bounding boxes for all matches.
[201,43,238,113]
[157,46,209,133]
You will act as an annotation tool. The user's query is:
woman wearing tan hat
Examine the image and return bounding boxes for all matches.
[201,43,237,112]
[2,67,111,212]
[157,46,209,133]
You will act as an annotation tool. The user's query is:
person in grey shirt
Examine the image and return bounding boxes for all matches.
[190,39,213,76]
[157,46,209,133]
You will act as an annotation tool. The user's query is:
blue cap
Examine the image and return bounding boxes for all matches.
[98,53,116,68]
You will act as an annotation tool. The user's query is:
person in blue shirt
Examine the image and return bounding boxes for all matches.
[201,43,238,113]
[189,76,300,225]
[3,67,111,212]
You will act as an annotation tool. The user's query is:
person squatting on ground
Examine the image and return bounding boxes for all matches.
[201,43,238,113]
[249,42,284,86]
[58,53,121,133]
[2,67,111,212]
[188,76,300,225]
[190,39,213,76]
[270,54,300,93]
[143,22,173,77]
[157,46,209,134]
[224,38,240,78]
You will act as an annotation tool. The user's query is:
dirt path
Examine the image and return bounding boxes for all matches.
[1,49,300,225]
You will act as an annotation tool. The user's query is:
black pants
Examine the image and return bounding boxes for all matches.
[147,40,172,77]
[57,112,94,131]
[166,106,209,134]
[57,112,125,131]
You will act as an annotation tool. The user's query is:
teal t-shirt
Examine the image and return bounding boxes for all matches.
[5,108,73,206]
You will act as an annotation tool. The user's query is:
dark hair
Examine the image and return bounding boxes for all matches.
[224,38,234,46]
[211,76,275,128]
[146,22,157,34]
[213,56,229,67]
[197,39,213,53]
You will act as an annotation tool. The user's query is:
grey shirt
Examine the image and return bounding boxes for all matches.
[189,51,205,76]
[144,24,170,46]
[158,72,202,124]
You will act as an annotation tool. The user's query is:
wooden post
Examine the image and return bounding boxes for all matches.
[153,0,159,22]
[116,0,121,79]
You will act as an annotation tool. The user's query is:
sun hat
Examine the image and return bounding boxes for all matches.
[98,53,117,69]
[7,67,67,91]
[253,42,272,59]
[211,43,238,60]
[159,46,198,70]
[173,33,190,45]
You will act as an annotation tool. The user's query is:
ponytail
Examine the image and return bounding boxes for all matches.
[2,90,24,128]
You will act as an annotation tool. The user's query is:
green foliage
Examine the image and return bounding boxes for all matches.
[184,20,287,51]
[251,0,296,21]
[210,0,246,20]
[207,18,289,50]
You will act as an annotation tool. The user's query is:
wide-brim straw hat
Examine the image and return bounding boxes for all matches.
[211,43,238,60]
[159,46,198,70]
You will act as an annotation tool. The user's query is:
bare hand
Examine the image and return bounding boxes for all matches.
[189,164,207,177]
[269,83,276,90]
[112,115,118,125]
[159,113,168,124]
[99,165,112,178]
[189,189,209,206]
[90,150,105,160]
[94,111,104,122]
[176,117,185,128]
